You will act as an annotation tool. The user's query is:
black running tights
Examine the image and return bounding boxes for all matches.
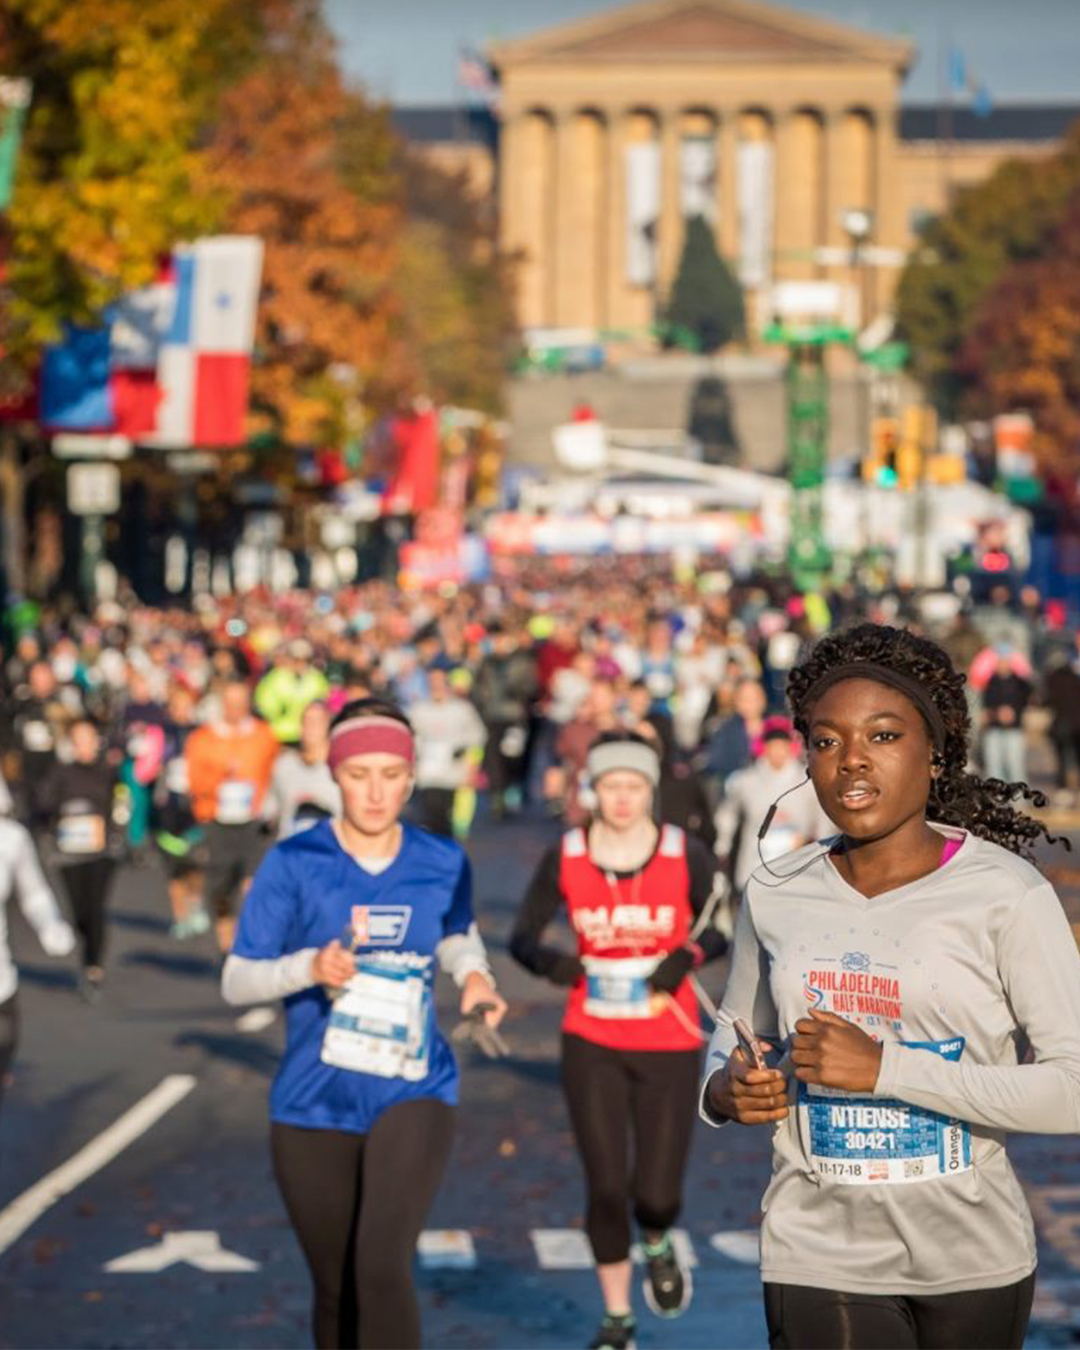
[764,1274,1036,1350]
[59,858,115,969]
[560,1032,701,1265]
[271,1099,454,1350]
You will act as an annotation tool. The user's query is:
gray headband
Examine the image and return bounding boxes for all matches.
[801,661,947,751]
[586,740,661,788]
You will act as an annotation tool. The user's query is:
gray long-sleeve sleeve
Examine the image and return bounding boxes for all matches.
[874,881,1080,1133]
[436,921,494,988]
[699,896,780,1125]
[14,824,73,956]
[221,949,320,1005]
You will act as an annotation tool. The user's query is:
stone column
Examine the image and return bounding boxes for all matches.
[772,109,799,285]
[658,109,683,299]
[550,109,577,328]
[717,110,739,264]
[872,106,899,317]
[604,109,626,330]
[821,110,847,261]
[497,111,527,318]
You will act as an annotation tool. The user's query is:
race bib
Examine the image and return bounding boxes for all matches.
[165,756,190,796]
[801,1036,972,1185]
[321,952,432,1079]
[215,778,255,824]
[583,955,661,1019]
[58,813,106,856]
[499,726,527,758]
[22,720,54,753]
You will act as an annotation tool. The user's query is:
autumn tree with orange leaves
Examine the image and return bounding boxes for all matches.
[207,0,416,448]
[957,196,1080,471]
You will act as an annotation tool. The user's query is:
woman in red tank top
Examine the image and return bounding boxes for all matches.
[511,730,729,1350]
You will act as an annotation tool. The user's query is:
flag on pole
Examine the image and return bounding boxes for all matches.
[0,77,31,211]
[149,236,263,448]
[39,236,263,446]
[457,48,499,109]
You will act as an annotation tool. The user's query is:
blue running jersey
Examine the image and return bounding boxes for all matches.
[233,820,473,1133]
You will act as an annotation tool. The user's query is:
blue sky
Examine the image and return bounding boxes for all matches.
[324,0,1080,107]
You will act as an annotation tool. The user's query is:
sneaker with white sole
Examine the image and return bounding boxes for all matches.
[641,1231,692,1318]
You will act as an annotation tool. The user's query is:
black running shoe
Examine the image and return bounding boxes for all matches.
[588,1312,636,1350]
[641,1231,692,1318]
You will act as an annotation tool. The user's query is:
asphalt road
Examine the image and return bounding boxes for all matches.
[1,813,1079,1350]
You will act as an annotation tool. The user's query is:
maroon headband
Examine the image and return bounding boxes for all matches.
[328,715,416,771]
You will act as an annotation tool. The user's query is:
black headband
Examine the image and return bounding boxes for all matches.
[800,661,947,752]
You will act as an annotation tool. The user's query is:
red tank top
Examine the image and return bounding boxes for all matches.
[558,824,703,1052]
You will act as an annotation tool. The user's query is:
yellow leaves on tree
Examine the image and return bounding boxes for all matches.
[0,0,251,354]
[206,1,414,446]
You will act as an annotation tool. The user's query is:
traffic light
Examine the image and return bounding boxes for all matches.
[896,404,938,490]
[863,416,899,485]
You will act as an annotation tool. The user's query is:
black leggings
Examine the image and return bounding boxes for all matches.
[271,1098,454,1350]
[0,994,18,1118]
[764,1275,1036,1350]
[561,1032,701,1265]
[59,858,116,969]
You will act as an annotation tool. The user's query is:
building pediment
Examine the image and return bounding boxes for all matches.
[490,0,912,69]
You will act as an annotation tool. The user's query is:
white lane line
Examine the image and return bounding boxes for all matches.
[0,1073,196,1257]
[417,1230,476,1270]
[709,1229,760,1264]
[532,1228,594,1269]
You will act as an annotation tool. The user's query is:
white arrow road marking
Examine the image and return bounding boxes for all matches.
[0,1074,196,1257]
[417,1230,476,1270]
[709,1230,760,1264]
[235,1007,276,1033]
[105,1231,259,1273]
[531,1228,594,1269]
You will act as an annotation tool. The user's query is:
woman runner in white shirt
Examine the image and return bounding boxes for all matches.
[703,622,1080,1350]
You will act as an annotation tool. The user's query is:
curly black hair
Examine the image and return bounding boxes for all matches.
[786,622,1066,862]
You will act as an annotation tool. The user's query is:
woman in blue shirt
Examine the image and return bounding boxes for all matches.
[223,698,505,1350]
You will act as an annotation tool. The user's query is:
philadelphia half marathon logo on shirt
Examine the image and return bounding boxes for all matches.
[803,950,904,1031]
[351,905,412,947]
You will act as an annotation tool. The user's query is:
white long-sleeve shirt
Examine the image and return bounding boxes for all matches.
[701,823,1080,1297]
[0,819,75,1003]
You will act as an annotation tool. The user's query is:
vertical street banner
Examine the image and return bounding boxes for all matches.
[736,140,774,289]
[680,136,716,222]
[624,141,660,287]
[0,77,31,211]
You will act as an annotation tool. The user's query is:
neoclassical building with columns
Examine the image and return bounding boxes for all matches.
[465,0,1062,336]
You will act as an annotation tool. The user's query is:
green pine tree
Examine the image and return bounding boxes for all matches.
[664,214,745,353]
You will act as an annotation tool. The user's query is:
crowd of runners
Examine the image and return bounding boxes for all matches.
[1,561,1080,1350]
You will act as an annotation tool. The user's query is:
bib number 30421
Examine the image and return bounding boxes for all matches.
[801,1035,972,1185]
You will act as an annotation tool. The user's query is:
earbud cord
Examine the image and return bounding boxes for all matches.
[753,772,838,888]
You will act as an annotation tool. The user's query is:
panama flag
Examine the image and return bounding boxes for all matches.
[39,236,263,447]
[149,236,263,448]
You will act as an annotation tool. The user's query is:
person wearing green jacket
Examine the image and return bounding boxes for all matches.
[254,641,330,745]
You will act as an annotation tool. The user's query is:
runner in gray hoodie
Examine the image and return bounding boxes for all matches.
[702,622,1080,1350]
